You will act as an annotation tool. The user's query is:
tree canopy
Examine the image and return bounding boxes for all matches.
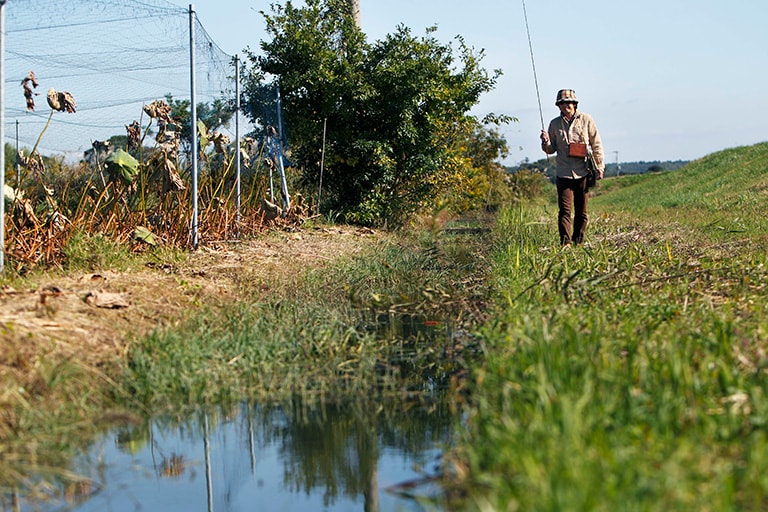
[242,0,510,225]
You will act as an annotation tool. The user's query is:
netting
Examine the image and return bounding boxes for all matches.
[4,0,236,160]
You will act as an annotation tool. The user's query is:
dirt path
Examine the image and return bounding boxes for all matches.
[0,226,381,379]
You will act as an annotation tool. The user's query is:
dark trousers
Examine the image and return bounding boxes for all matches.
[556,177,589,245]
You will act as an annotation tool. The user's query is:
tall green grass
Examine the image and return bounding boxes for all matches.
[453,143,768,510]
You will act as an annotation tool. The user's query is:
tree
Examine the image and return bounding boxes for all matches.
[243,0,507,226]
[348,0,360,28]
[441,121,513,212]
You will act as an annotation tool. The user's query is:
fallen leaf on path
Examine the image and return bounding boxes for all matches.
[84,291,130,309]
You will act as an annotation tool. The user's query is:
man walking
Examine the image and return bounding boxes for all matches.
[540,89,604,246]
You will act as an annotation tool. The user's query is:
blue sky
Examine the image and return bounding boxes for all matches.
[178,0,766,165]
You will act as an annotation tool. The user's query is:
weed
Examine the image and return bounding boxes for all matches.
[119,222,489,414]
[3,98,306,274]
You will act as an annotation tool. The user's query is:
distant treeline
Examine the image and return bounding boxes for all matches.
[506,159,689,180]
[602,160,689,176]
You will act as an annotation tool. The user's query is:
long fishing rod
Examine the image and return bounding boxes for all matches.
[521,0,545,132]
[521,0,550,165]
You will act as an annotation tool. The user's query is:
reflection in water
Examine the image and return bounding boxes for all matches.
[5,313,472,511]
[9,398,453,511]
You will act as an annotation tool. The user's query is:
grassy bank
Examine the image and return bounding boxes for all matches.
[452,143,768,510]
[0,237,172,494]
[121,222,490,411]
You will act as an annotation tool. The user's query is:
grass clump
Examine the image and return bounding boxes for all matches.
[62,230,135,272]
[120,223,490,413]
[0,340,124,495]
[449,143,768,510]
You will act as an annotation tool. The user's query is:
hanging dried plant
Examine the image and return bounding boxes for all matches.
[162,158,186,194]
[46,88,77,113]
[126,120,141,150]
[240,136,256,168]
[239,147,251,167]
[143,100,172,122]
[21,153,45,176]
[157,127,181,161]
[210,131,230,154]
[21,71,39,112]
[14,196,40,229]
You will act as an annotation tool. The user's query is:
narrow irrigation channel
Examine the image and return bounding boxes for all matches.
[2,219,492,511]
[9,318,477,512]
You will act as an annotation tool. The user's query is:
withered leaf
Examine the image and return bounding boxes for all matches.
[144,100,172,122]
[47,88,77,113]
[84,291,130,309]
[21,71,39,111]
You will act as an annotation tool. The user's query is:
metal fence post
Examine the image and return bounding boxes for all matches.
[0,0,7,272]
[189,4,198,249]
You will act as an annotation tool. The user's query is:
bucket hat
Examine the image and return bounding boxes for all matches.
[555,89,578,105]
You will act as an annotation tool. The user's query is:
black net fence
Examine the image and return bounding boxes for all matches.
[5,0,236,159]
[0,1,304,268]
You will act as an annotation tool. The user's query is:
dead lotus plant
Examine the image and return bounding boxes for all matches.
[21,70,39,111]
[3,88,309,270]
[8,75,81,269]
[46,88,77,113]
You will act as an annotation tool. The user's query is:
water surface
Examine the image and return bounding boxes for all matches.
[16,399,453,512]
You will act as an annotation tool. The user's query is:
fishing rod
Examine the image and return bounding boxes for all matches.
[521,0,549,163]
[521,0,544,132]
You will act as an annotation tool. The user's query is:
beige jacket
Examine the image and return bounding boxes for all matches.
[543,111,604,179]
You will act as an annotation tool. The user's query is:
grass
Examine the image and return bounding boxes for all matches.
[449,142,768,510]
[120,221,490,412]
[594,141,768,237]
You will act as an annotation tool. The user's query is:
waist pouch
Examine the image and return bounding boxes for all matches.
[568,142,587,158]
